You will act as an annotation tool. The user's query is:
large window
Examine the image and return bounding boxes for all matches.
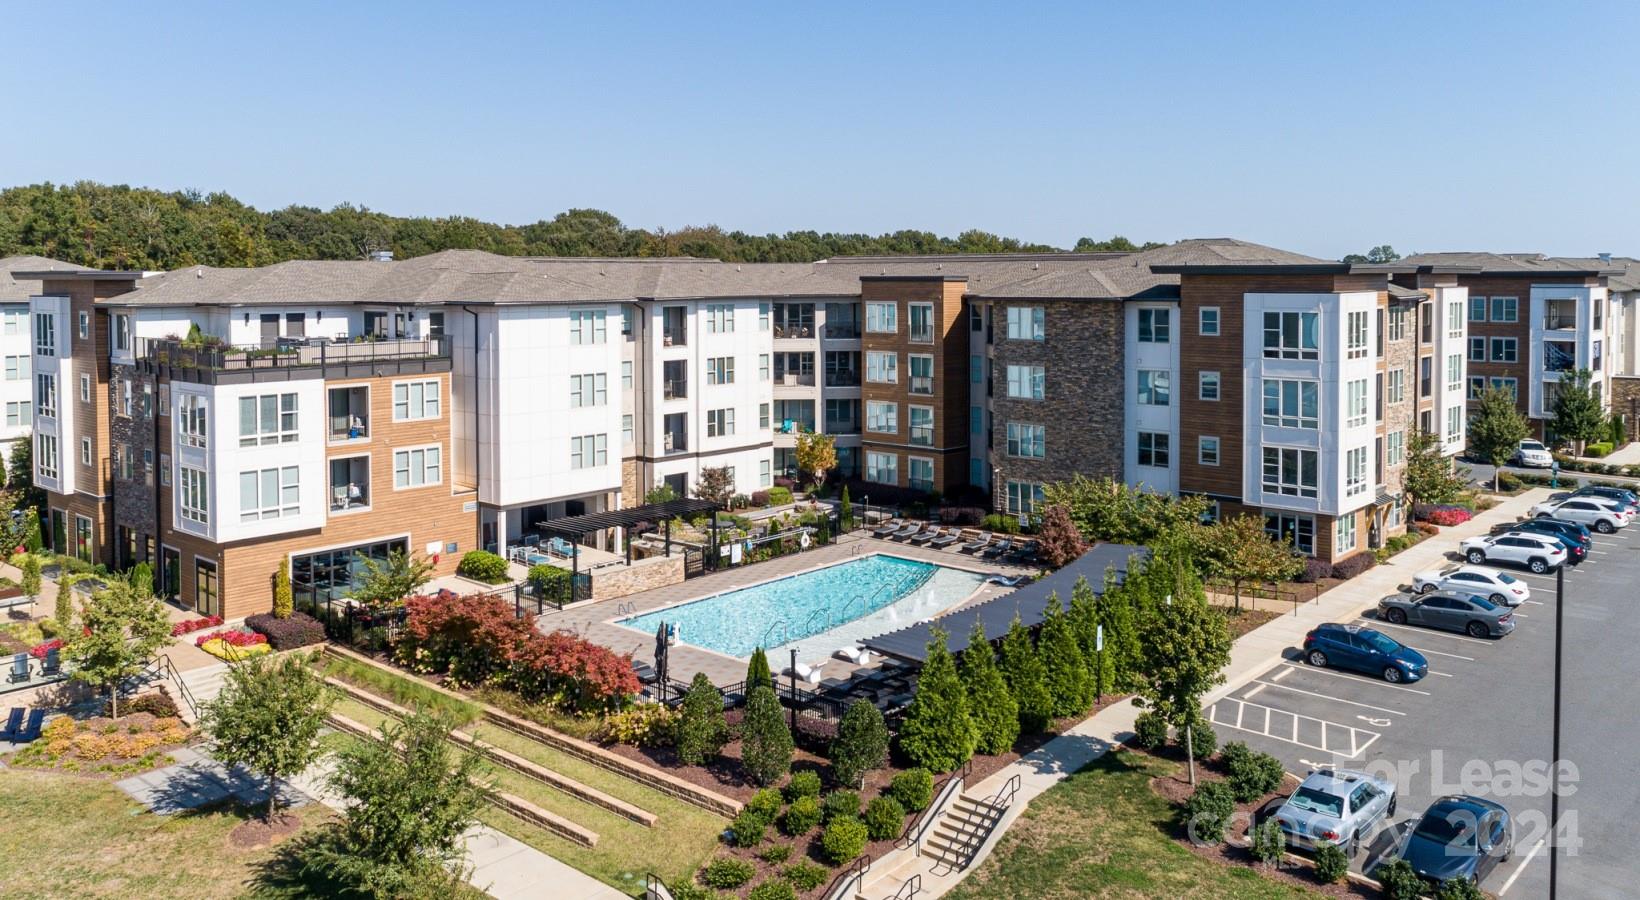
[1446,353,1463,391]
[1006,365,1045,400]
[394,445,444,485]
[1199,371,1221,401]
[1490,337,1518,363]
[1263,311,1319,360]
[1006,481,1045,515]
[1447,406,1462,442]
[1137,431,1169,467]
[393,380,441,420]
[908,406,934,446]
[705,304,735,333]
[865,351,898,384]
[865,302,897,334]
[908,354,934,394]
[908,457,935,492]
[1006,422,1045,458]
[1347,310,1369,359]
[240,466,300,522]
[1007,306,1045,341]
[1265,512,1315,556]
[1387,368,1404,404]
[707,408,735,437]
[1387,430,1405,466]
[908,303,934,343]
[238,393,298,446]
[180,466,209,525]
[178,395,208,448]
[35,373,56,420]
[1345,446,1368,497]
[865,401,898,434]
[1137,308,1170,343]
[569,309,607,344]
[1261,379,1318,429]
[1388,307,1407,341]
[1262,446,1318,498]
[1138,370,1170,406]
[1346,378,1368,428]
[36,433,57,481]
[570,372,608,407]
[292,537,408,604]
[1447,300,1463,338]
[1336,514,1358,553]
[1490,296,1518,323]
[33,312,55,357]
[866,451,898,484]
[705,357,734,386]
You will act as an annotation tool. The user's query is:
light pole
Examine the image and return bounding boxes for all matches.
[1549,563,1565,898]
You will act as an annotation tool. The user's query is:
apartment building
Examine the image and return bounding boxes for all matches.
[0,257,90,471]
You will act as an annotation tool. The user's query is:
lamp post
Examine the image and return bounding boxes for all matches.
[1095,624,1104,707]
[789,647,799,732]
[1549,563,1565,898]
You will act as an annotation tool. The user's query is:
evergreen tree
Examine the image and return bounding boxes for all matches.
[19,553,41,613]
[1134,546,1231,771]
[53,573,76,634]
[746,647,775,693]
[1067,575,1114,701]
[129,561,154,599]
[740,685,793,785]
[272,558,294,618]
[896,627,976,772]
[1468,385,1531,490]
[1097,566,1143,692]
[998,615,1052,734]
[960,622,1019,755]
[1038,593,1093,718]
[839,485,853,531]
[20,507,41,553]
[675,672,728,765]
[830,700,889,788]
[1550,368,1605,454]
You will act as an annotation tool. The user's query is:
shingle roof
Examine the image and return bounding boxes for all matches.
[0,255,93,302]
[965,238,1330,300]
[1398,252,1621,277]
[1387,283,1428,301]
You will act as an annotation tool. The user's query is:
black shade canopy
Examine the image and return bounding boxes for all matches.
[861,543,1149,665]
[536,498,719,537]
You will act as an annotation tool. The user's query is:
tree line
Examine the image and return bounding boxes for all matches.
[0,181,1158,270]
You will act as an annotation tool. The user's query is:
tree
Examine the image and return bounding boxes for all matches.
[694,465,735,505]
[1208,515,1304,610]
[6,437,42,512]
[897,627,976,771]
[960,622,1019,755]
[1468,385,1531,490]
[1133,546,1231,777]
[129,561,154,599]
[1096,565,1144,692]
[346,549,435,608]
[830,700,889,788]
[53,571,76,634]
[795,429,837,486]
[675,672,728,765]
[20,506,41,553]
[1042,476,1214,567]
[746,647,775,693]
[1035,504,1086,568]
[1038,594,1093,718]
[19,553,40,613]
[65,575,172,719]
[740,685,793,785]
[998,615,1052,733]
[1550,368,1605,454]
[1066,575,1114,701]
[839,485,853,531]
[1341,244,1400,264]
[272,557,293,618]
[202,654,334,821]
[1402,428,1466,509]
[316,708,493,897]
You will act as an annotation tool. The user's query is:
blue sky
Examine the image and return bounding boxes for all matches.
[5,1,1638,258]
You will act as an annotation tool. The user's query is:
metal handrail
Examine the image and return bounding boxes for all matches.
[888,874,922,900]
[761,619,789,651]
[642,873,674,900]
[932,773,1021,875]
[152,654,200,721]
[897,758,971,849]
[822,855,871,900]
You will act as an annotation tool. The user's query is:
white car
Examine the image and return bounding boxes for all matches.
[1529,497,1632,534]
[1458,533,1566,573]
[1511,439,1554,468]
[1411,564,1530,606]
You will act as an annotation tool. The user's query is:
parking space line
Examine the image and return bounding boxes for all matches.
[1497,836,1546,896]
[1241,684,1265,704]
[1524,600,1544,605]
[1251,679,1407,716]
[1425,670,1453,677]
[1399,645,1475,661]
[1270,666,1293,682]
[1360,618,1496,646]
[1278,662,1432,695]
[1206,698,1381,759]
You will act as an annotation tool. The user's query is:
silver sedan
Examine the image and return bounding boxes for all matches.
[1377,590,1517,638]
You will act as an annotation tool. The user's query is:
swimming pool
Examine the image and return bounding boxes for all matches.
[618,554,987,660]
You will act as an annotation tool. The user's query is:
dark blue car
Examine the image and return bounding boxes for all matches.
[1302,623,1428,683]
[1396,795,1512,888]
[1494,516,1592,550]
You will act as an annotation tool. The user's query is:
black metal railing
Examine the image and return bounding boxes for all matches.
[139,335,448,377]
[889,874,922,900]
[822,855,871,900]
[151,653,200,721]
[898,758,971,850]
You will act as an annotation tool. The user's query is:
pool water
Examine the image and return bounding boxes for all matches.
[618,554,987,661]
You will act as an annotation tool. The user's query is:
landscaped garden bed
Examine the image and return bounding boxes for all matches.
[6,712,192,777]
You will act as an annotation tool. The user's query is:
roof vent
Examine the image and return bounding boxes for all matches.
[1600,252,1613,264]
[195,269,204,279]
[1033,263,1040,270]
[367,250,394,262]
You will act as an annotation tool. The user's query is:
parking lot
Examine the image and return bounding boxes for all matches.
[1205,506,1640,896]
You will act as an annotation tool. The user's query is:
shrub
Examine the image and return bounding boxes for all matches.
[666,884,722,900]
[1132,709,1169,749]
[756,843,791,864]
[1329,553,1377,580]
[271,558,292,618]
[601,704,678,748]
[1250,818,1286,865]
[746,788,784,824]
[1416,522,1439,537]
[456,550,509,584]
[1375,858,1425,900]
[195,630,272,661]
[781,861,827,891]
[785,769,822,801]
[1185,718,1217,759]
[863,795,906,841]
[106,690,178,719]
[819,816,869,865]
[897,627,976,772]
[888,768,934,812]
[1294,558,1332,583]
[245,611,327,650]
[830,700,888,789]
[1586,441,1613,458]
[170,615,224,636]
[821,789,861,824]
[747,881,796,900]
[780,794,822,835]
[1312,841,1349,884]
[701,857,755,889]
[1496,472,1524,492]
[1436,877,1484,900]
[981,513,1021,535]
[1223,742,1286,802]
[1182,781,1235,844]
[728,808,768,847]
[767,486,794,505]
[740,686,794,786]
[526,563,571,598]
[676,673,728,765]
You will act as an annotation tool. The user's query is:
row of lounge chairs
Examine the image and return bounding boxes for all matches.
[0,707,45,743]
[6,648,62,685]
[869,520,1040,563]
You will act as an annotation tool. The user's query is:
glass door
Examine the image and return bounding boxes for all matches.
[161,547,181,601]
[194,559,220,617]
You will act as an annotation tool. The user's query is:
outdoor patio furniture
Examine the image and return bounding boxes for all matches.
[959,533,992,553]
[6,653,27,684]
[1009,540,1041,563]
[982,539,1015,560]
[39,647,60,677]
[908,527,940,545]
[872,519,903,538]
[835,645,873,665]
[0,707,21,741]
[631,661,658,684]
[14,708,44,743]
[890,522,921,539]
[929,530,961,549]
[988,573,1030,587]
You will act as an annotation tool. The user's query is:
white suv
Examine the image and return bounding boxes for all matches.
[1511,440,1553,468]
[1529,497,1632,534]
[1458,533,1566,573]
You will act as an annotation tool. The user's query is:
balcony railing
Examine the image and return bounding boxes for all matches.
[138,335,449,384]
[777,371,817,387]
[909,375,933,395]
[1544,343,1576,372]
[825,371,860,387]
[330,482,369,512]
[910,425,934,446]
[664,379,688,400]
[774,324,815,339]
[828,418,861,435]
[824,322,861,339]
[663,328,687,347]
[663,432,688,453]
[1543,313,1576,331]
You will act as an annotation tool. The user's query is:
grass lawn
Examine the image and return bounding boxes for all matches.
[944,750,1322,900]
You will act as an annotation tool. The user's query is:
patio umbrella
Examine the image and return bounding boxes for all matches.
[654,622,670,698]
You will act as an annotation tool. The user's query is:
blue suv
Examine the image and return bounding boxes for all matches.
[1302,623,1429,683]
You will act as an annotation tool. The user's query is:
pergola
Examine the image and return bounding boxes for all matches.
[535,497,722,583]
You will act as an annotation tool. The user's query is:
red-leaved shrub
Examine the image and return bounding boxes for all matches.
[195,629,267,648]
[171,615,224,637]
[30,638,64,659]
[1329,553,1377,580]
[1427,507,1472,527]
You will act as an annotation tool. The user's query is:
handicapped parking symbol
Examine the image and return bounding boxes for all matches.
[1357,715,1392,728]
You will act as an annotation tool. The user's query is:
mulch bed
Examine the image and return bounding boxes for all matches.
[228,811,303,849]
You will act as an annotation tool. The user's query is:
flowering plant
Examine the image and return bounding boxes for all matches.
[29,638,65,659]
[171,615,224,636]
[194,629,267,648]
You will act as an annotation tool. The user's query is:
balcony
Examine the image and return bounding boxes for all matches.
[824,321,861,339]
[662,307,687,347]
[825,370,860,387]
[909,375,934,395]
[138,335,450,385]
[664,379,688,400]
[1543,301,1577,331]
[663,359,688,399]
[774,324,815,340]
[1544,342,1576,373]
[328,386,369,441]
[663,412,689,454]
[329,457,370,512]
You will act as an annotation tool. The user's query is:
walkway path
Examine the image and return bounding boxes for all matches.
[860,489,1550,899]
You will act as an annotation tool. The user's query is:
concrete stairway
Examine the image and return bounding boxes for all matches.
[165,661,230,724]
[919,793,1005,874]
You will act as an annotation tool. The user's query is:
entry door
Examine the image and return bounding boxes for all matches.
[259,314,280,347]
[161,547,181,601]
[664,473,687,497]
[195,559,220,617]
[393,312,410,338]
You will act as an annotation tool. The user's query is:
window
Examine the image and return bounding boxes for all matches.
[158,391,169,416]
[80,437,91,465]
[1346,378,1368,428]
[1388,307,1407,341]
[120,380,132,417]
[1595,298,1604,330]
[1006,422,1045,458]
[569,372,608,407]
[1490,296,1518,322]
[1006,306,1045,341]
[1469,296,1488,322]
[1199,436,1220,466]
[1263,311,1319,359]
[1262,446,1318,498]
[1446,300,1463,337]
[238,393,299,446]
[1419,301,1433,343]
[1006,481,1045,515]
[865,351,898,384]
[79,373,89,402]
[1447,405,1462,442]
[908,303,934,342]
[5,401,30,426]
[1490,337,1518,363]
[970,405,983,435]
[1137,431,1169,467]
[705,304,735,333]
[568,309,608,344]
[1137,370,1170,406]
[3,355,27,381]
[908,354,934,394]
[865,302,897,334]
[1137,308,1170,343]
[35,312,56,356]
[866,401,898,434]
[1,309,22,335]
[1468,336,1486,361]
[1265,512,1315,556]
[759,402,770,430]
[1468,376,1487,400]
[908,406,933,446]
[705,357,734,385]
[759,459,772,487]
[1336,514,1358,553]
[759,353,770,380]
[1006,365,1045,400]
[706,408,735,437]
[239,466,300,522]
[908,457,935,492]
[1387,430,1405,466]
[393,380,441,420]
[1345,446,1368,497]
[759,302,770,331]
[427,311,445,337]
[1420,356,1432,398]
[114,314,130,351]
[1261,379,1318,429]
[35,373,56,420]
[621,414,633,446]
[394,445,444,485]
[969,355,982,384]
[621,361,633,389]
[1199,371,1220,401]
[1446,354,1463,391]
[1375,372,1384,423]
[1199,306,1220,336]
[73,515,91,562]
[1489,377,1518,400]
[180,466,209,525]
[1347,310,1368,359]
[36,433,57,481]
[866,451,898,484]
